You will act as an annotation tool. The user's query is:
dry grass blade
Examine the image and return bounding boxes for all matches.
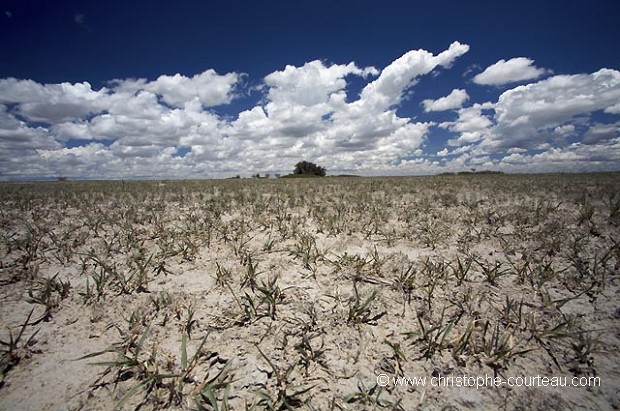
[0,308,40,385]
[195,360,233,411]
[347,283,385,325]
[253,344,315,410]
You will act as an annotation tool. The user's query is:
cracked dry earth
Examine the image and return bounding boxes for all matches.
[0,173,619,410]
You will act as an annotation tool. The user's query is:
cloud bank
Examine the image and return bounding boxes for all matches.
[0,42,619,180]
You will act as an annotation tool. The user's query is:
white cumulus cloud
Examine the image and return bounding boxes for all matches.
[423,89,469,112]
[358,41,470,111]
[473,57,549,86]
[554,124,575,137]
[264,60,377,107]
[0,78,107,123]
[144,69,241,107]
[440,68,620,154]
[490,68,620,148]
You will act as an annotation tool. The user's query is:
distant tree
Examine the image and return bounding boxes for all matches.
[294,161,326,177]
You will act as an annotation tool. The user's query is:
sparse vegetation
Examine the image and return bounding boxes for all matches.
[0,173,618,410]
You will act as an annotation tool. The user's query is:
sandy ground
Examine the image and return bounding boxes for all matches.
[0,174,619,410]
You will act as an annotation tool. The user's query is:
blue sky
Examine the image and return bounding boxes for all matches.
[0,0,619,179]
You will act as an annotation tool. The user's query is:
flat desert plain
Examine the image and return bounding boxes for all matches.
[0,173,619,410]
